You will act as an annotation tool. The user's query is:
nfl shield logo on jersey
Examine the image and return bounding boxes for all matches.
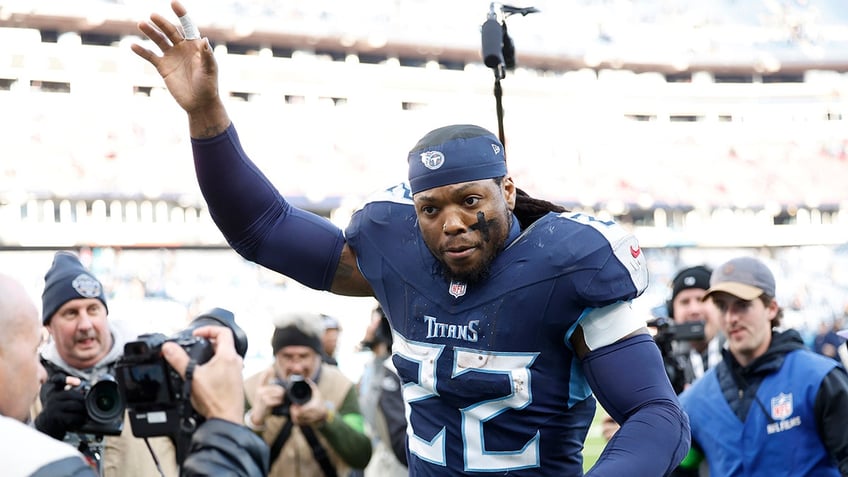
[770,392,793,420]
[449,280,466,298]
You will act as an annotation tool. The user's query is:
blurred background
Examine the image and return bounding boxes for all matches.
[1,0,847,383]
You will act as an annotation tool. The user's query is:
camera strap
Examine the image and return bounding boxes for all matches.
[301,425,338,477]
[267,421,337,477]
[269,419,294,463]
[180,359,197,430]
[173,359,200,466]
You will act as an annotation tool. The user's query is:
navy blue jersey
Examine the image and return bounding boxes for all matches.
[345,182,648,475]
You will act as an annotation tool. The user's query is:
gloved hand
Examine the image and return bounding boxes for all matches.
[35,374,86,440]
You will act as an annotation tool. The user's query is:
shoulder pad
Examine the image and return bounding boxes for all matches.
[562,212,648,294]
[356,182,413,210]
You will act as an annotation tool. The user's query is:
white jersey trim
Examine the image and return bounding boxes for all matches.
[580,302,645,351]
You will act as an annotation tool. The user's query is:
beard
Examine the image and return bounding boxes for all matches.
[434,214,510,285]
[439,256,492,285]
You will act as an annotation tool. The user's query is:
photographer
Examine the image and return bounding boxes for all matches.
[244,311,372,477]
[655,265,723,477]
[0,272,93,476]
[160,324,270,476]
[602,265,722,448]
[33,251,179,476]
[2,272,268,477]
[663,265,724,388]
[356,305,408,477]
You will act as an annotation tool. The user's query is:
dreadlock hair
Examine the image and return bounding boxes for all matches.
[513,187,569,230]
[405,123,567,230]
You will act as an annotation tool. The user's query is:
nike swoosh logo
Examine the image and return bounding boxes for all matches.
[630,245,641,258]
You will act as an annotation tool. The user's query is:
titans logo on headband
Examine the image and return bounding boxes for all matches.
[420,151,445,170]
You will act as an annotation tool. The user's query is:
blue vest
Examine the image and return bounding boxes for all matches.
[681,350,839,476]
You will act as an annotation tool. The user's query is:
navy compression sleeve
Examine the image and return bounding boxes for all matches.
[191,124,345,290]
[582,333,691,477]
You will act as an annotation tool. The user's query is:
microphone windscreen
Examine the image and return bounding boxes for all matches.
[481,18,504,68]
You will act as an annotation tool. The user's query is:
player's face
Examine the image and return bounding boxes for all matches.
[709,292,776,366]
[413,177,516,284]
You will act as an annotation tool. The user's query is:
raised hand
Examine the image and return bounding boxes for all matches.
[132,0,230,138]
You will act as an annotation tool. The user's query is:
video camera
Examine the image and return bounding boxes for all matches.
[114,307,247,461]
[68,373,125,436]
[270,374,313,415]
[646,317,706,394]
[648,317,705,342]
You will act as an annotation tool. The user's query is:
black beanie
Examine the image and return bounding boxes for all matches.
[671,265,712,302]
[271,325,322,356]
[42,251,108,325]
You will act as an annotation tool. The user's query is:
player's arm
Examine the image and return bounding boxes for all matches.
[569,303,691,477]
[133,3,372,297]
[191,127,373,296]
[674,441,705,476]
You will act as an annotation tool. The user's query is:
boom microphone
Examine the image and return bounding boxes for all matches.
[481,13,504,69]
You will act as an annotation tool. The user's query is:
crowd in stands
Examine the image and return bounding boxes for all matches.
[2,0,848,217]
[1,63,846,215]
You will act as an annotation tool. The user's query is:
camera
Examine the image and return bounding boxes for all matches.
[646,317,706,394]
[70,373,125,436]
[648,317,706,343]
[115,307,247,444]
[271,374,313,415]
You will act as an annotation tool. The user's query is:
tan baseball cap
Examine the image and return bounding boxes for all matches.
[703,257,776,301]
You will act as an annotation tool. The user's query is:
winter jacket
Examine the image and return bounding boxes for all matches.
[245,363,372,477]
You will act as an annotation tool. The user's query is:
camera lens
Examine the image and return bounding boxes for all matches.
[287,375,312,405]
[87,379,125,422]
